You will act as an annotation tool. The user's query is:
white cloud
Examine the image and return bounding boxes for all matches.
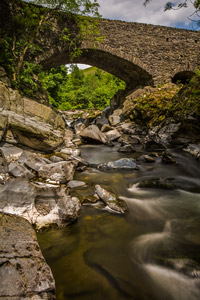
[98,0,195,28]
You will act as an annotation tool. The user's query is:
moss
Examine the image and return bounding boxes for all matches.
[122,74,200,128]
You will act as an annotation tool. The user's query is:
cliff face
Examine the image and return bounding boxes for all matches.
[0,78,65,152]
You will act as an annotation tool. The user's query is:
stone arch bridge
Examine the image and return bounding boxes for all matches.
[1,0,200,92]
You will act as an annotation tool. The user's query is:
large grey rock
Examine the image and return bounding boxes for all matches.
[105,129,121,141]
[67,180,86,188]
[184,144,200,159]
[95,185,127,214]
[118,144,136,153]
[108,109,123,126]
[98,158,138,170]
[38,161,76,183]
[0,82,65,151]
[60,147,81,157]
[0,149,8,184]
[0,213,55,299]
[0,178,81,229]
[0,144,23,162]
[18,150,48,172]
[8,162,35,179]
[80,125,109,145]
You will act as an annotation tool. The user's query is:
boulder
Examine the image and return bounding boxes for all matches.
[67,180,86,188]
[80,125,109,145]
[60,147,81,157]
[0,143,23,162]
[136,154,156,163]
[105,129,121,141]
[98,158,138,170]
[162,152,176,164]
[8,162,35,179]
[118,145,135,153]
[144,140,166,151]
[101,124,113,132]
[0,178,81,229]
[38,161,76,183]
[95,185,127,214]
[49,155,64,163]
[18,150,48,172]
[118,134,141,145]
[0,149,8,184]
[0,82,65,151]
[184,144,200,159]
[137,178,176,189]
[108,109,123,126]
[74,122,86,135]
[0,213,55,299]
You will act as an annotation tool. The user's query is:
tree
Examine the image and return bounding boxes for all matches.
[0,0,100,96]
[144,0,200,27]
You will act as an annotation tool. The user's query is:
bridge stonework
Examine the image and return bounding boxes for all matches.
[37,17,200,90]
[1,0,200,91]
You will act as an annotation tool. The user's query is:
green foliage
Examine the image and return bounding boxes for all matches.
[0,0,101,97]
[123,70,200,127]
[38,65,125,110]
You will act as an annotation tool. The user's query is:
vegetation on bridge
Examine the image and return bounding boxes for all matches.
[0,0,102,96]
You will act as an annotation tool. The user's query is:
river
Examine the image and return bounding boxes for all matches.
[37,144,200,300]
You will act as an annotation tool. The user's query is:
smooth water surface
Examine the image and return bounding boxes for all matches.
[38,145,200,300]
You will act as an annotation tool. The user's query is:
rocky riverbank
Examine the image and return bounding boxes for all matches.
[0,68,200,298]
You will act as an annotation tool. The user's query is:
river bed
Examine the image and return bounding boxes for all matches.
[37,144,200,300]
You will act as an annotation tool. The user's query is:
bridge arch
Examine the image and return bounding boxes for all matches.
[40,47,154,90]
[172,70,195,84]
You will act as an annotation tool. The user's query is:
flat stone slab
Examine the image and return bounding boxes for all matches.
[0,213,55,299]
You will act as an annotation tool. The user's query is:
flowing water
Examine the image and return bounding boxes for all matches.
[37,144,200,300]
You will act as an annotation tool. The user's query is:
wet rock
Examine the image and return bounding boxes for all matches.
[38,161,76,183]
[0,149,8,184]
[0,213,55,299]
[8,162,35,179]
[144,140,166,151]
[0,178,81,229]
[0,143,23,162]
[67,180,86,188]
[108,109,123,126]
[137,154,156,163]
[137,178,176,190]
[121,123,144,135]
[60,147,81,157]
[184,144,200,160]
[49,155,64,163]
[105,129,121,141]
[101,124,113,132]
[74,122,86,135]
[95,106,110,128]
[18,150,48,172]
[118,144,136,153]
[80,125,109,145]
[95,185,127,214]
[98,158,138,170]
[118,134,141,145]
[162,152,176,164]
[165,258,200,278]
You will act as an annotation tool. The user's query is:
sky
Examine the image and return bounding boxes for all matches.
[77,0,197,70]
[97,0,196,29]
